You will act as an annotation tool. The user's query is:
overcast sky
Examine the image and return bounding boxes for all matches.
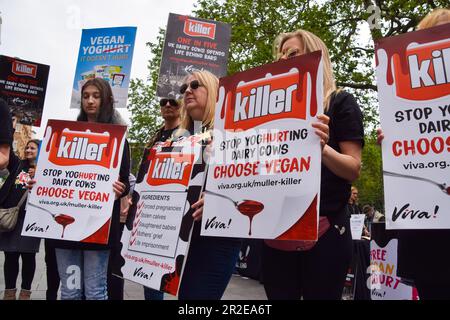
[0,0,196,137]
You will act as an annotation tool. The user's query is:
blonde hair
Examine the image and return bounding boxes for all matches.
[417,8,450,30]
[273,29,337,112]
[178,70,219,133]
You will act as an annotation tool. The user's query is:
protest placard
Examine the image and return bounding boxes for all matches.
[22,120,126,244]
[202,51,323,240]
[376,23,450,229]
[70,27,137,109]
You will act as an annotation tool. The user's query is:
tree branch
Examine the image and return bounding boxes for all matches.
[337,82,378,91]
[326,17,362,28]
[353,46,374,53]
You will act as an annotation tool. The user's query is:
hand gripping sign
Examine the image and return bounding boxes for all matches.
[22,120,127,244]
[202,51,323,240]
[376,23,450,229]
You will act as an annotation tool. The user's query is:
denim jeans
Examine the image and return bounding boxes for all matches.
[178,233,241,300]
[55,248,110,300]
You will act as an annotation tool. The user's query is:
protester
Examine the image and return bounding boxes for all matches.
[261,29,364,300]
[171,70,242,300]
[0,139,41,300]
[376,8,450,300]
[44,78,130,300]
[361,204,374,237]
[348,186,362,216]
[136,96,181,300]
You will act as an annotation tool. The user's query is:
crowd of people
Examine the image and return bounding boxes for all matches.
[0,7,449,300]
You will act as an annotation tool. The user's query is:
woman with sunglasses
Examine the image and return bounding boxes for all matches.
[172,70,242,300]
[261,29,364,300]
[134,96,181,300]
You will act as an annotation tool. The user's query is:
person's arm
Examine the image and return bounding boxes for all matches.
[0,144,10,170]
[322,141,362,182]
[322,92,364,182]
[312,112,362,182]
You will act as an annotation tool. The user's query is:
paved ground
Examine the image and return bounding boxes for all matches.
[0,242,267,300]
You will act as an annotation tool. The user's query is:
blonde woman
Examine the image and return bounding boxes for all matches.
[262,29,364,300]
[174,70,243,299]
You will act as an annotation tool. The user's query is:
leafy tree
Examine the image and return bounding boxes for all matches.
[355,137,384,211]
[127,29,166,173]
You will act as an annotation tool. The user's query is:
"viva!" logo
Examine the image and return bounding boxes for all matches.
[146,153,194,187]
[393,39,450,100]
[183,19,216,40]
[12,61,37,78]
[48,130,114,168]
[222,69,308,131]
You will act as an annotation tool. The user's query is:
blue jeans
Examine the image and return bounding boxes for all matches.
[178,233,241,300]
[55,248,110,300]
[144,286,164,300]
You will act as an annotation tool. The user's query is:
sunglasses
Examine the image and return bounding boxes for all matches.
[277,47,302,61]
[159,98,179,107]
[179,80,203,94]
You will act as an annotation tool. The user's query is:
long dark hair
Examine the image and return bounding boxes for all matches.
[25,139,41,166]
[77,78,115,123]
[26,139,40,149]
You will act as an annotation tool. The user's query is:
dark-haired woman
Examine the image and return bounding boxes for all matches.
[51,78,130,300]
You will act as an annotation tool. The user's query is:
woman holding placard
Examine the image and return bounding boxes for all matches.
[173,70,242,300]
[261,29,364,300]
[44,78,130,300]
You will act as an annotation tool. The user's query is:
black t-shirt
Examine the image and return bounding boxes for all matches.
[347,203,361,216]
[320,91,364,219]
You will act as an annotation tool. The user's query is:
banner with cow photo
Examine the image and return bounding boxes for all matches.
[375,23,450,229]
[156,13,231,98]
[202,51,323,240]
[119,134,206,296]
[22,120,127,244]
[70,27,137,109]
[0,55,50,127]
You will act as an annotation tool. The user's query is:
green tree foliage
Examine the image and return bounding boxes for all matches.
[355,136,384,210]
[127,29,166,173]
